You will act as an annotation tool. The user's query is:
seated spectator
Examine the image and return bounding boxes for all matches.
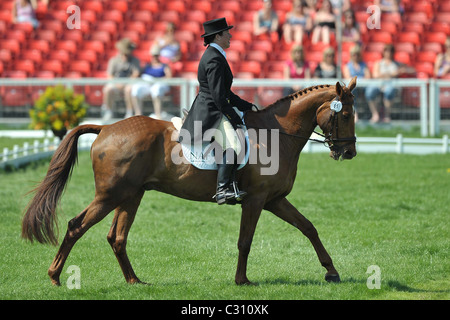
[311,0,336,44]
[102,38,140,121]
[434,36,450,78]
[129,45,172,120]
[342,9,361,44]
[342,44,371,121]
[304,0,317,20]
[366,44,415,123]
[253,0,279,41]
[313,47,337,78]
[282,0,313,45]
[283,45,310,95]
[374,0,404,14]
[12,0,39,29]
[154,22,182,75]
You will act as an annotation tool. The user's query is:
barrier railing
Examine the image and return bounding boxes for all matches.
[0,78,449,136]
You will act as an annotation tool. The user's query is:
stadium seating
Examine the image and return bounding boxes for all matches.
[0,0,447,84]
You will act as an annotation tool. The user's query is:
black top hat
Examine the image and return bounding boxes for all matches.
[201,17,233,38]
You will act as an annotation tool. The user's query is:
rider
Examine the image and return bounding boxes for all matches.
[179,18,258,205]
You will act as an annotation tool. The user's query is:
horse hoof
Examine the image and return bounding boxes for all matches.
[325,274,341,283]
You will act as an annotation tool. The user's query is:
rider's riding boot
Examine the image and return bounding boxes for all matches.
[215,150,247,205]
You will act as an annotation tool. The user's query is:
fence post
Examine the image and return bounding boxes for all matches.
[23,142,29,156]
[443,135,449,154]
[396,134,403,154]
[33,140,39,154]
[13,145,19,159]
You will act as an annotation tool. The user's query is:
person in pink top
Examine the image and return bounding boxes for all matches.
[283,45,310,95]
[12,0,39,29]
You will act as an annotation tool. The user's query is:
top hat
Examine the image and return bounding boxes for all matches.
[201,17,233,38]
[115,38,136,55]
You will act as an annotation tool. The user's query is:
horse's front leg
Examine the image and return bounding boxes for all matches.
[235,196,265,285]
[265,197,340,283]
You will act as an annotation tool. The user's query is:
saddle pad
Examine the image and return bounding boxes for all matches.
[177,109,249,171]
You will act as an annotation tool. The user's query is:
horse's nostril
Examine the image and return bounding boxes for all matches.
[344,149,356,159]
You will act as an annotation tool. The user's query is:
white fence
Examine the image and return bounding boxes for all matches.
[1,130,448,170]
[1,78,450,136]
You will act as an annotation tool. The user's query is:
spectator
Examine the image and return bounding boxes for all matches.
[434,36,450,78]
[129,45,172,120]
[12,0,39,29]
[304,0,317,20]
[311,0,336,44]
[253,0,279,41]
[102,38,140,121]
[366,44,415,123]
[342,44,371,121]
[282,0,313,45]
[342,9,361,44]
[374,0,404,14]
[283,44,310,95]
[154,22,182,75]
[313,47,337,78]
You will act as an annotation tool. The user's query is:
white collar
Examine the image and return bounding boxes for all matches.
[209,43,226,59]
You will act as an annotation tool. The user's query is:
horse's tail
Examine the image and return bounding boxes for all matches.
[21,124,103,245]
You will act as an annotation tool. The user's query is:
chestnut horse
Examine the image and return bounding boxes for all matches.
[22,77,357,286]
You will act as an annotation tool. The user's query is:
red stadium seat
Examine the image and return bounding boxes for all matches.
[424,32,447,45]
[2,86,31,106]
[416,51,437,64]
[0,39,20,56]
[128,11,152,23]
[245,51,268,63]
[20,49,43,65]
[68,61,91,77]
[414,62,434,78]
[164,0,186,13]
[14,60,35,76]
[236,61,262,78]
[439,88,450,108]
[101,10,124,23]
[190,0,212,14]
[63,29,84,42]
[82,0,104,13]
[108,0,128,13]
[434,13,450,23]
[41,60,64,76]
[134,0,159,13]
[396,32,421,47]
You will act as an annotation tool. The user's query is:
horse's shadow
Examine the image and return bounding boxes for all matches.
[258,277,449,294]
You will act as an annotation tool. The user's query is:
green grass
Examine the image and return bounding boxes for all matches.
[0,151,449,300]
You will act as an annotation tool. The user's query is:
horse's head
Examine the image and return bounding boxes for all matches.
[316,76,357,160]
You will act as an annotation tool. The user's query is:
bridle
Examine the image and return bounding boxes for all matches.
[319,97,357,149]
[245,96,357,149]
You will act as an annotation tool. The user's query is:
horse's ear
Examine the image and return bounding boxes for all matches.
[348,76,357,92]
[335,81,343,97]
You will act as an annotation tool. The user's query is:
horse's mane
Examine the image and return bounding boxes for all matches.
[263,84,334,110]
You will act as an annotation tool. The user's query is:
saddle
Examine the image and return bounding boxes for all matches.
[171,108,250,171]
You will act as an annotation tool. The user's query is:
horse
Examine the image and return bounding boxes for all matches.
[22,76,357,286]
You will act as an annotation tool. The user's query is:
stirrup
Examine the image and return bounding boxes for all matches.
[231,181,247,201]
[213,182,247,205]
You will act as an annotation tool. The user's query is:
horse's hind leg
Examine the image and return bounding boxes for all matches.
[107,190,145,284]
[48,199,115,285]
[265,197,340,283]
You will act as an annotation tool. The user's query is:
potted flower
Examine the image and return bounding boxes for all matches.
[29,85,89,139]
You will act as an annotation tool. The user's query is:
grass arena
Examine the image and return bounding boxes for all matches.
[1,0,450,307]
[0,150,448,300]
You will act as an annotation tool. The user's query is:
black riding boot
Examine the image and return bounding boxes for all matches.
[215,150,247,205]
